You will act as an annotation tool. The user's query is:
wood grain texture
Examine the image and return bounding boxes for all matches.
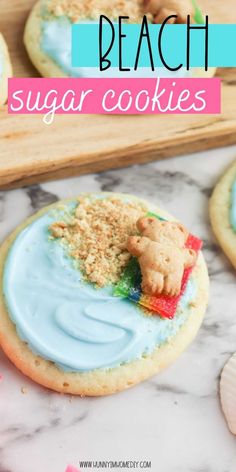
[0,0,235,189]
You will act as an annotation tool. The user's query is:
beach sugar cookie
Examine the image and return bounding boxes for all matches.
[0,193,208,396]
[24,0,215,79]
[210,160,236,270]
[0,33,12,106]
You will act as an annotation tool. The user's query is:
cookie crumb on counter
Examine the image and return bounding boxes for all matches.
[21,387,28,394]
[49,195,146,287]
[44,0,151,22]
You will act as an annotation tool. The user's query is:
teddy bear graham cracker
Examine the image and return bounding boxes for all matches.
[127,216,197,297]
[115,212,202,319]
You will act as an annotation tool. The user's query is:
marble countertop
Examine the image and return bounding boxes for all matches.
[1,146,236,472]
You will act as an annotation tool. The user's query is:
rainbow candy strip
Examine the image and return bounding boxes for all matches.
[114,214,202,319]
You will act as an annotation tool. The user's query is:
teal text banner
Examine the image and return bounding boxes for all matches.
[72,23,236,68]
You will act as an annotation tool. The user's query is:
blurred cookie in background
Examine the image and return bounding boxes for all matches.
[24,0,215,79]
[210,160,236,270]
[0,33,12,106]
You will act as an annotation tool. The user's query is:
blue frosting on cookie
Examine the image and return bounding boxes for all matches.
[3,202,196,372]
[40,16,192,78]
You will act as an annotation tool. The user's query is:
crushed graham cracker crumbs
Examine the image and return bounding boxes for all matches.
[49,195,147,287]
[43,0,152,23]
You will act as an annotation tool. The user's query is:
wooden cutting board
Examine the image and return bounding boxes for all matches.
[0,0,235,189]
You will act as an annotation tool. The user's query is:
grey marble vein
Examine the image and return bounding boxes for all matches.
[96,167,209,203]
[25,184,58,211]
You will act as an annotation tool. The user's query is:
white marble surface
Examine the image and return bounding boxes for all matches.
[1,146,236,472]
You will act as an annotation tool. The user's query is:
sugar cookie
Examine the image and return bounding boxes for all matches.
[210,160,236,270]
[0,33,12,105]
[0,193,208,396]
[24,0,215,79]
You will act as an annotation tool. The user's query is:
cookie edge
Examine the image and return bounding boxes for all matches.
[209,159,236,270]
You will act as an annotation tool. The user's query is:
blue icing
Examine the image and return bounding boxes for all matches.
[3,203,196,372]
[40,17,191,78]
[230,180,236,232]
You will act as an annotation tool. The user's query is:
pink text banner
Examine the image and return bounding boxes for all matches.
[8,78,221,125]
